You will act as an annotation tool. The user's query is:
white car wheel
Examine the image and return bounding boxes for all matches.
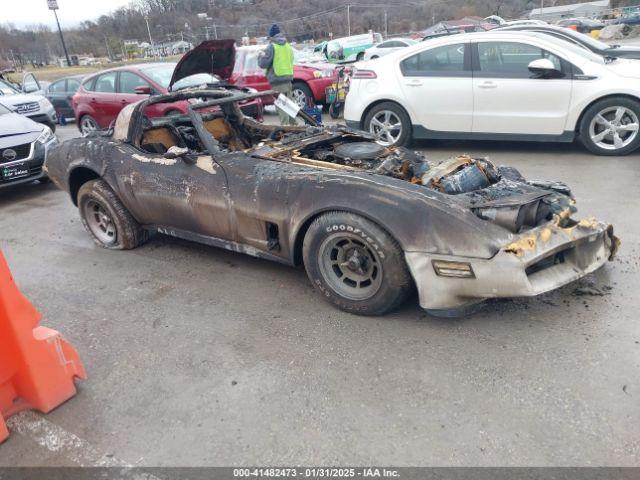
[588,106,639,151]
[369,110,403,146]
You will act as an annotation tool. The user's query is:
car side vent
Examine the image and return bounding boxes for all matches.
[266,222,280,252]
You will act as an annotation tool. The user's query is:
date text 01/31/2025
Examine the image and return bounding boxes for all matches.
[233,468,400,478]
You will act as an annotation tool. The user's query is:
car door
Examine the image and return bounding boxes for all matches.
[471,40,572,136]
[116,70,152,112]
[47,80,67,114]
[63,78,81,118]
[122,149,233,240]
[22,73,43,95]
[398,42,473,132]
[90,72,120,127]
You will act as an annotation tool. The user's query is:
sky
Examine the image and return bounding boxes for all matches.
[4,0,132,28]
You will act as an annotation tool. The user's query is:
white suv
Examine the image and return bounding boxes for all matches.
[0,75,57,131]
[344,31,640,155]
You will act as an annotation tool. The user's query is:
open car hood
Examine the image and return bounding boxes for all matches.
[169,39,235,89]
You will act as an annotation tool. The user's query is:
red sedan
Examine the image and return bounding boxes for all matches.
[230,46,338,107]
[72,62,263,135]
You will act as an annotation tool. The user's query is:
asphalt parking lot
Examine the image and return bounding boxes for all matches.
[0,114,639,467]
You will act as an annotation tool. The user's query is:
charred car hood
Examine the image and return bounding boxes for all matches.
[169,39,235,89]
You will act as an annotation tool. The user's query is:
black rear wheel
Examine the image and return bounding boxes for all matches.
[77,179,147,250]
[364,101,412,147]
[303,212,412,315]
[329,102,342,119]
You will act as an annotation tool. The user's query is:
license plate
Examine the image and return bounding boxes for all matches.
[1,162,30,181]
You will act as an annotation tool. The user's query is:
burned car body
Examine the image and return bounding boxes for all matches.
[45,88,619,316]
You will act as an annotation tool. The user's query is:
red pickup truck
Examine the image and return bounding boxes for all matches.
[230,45,338,107]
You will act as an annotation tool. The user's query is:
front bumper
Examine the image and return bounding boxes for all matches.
[308,77,335,102]
[0,137,58,189]
[406,218,619,312]
[27,109,57,126]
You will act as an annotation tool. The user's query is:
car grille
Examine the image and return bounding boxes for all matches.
[0,143,32,164]
[15,102,39,114]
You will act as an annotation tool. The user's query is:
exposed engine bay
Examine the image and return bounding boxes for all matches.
[139,111,576,235]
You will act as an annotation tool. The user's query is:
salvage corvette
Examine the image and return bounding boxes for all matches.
[45,86,619,316]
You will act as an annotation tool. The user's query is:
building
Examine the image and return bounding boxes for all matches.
[528,0,610,21]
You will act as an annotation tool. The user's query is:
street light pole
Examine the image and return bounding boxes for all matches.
[49,3,71,67]
[347,4,351,36]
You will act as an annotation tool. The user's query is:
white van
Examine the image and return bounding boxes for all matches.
[324,32,383,63]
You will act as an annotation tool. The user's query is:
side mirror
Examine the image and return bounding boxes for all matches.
[163,146,190,160]
[528,58,561,78]
[134,85,152,95]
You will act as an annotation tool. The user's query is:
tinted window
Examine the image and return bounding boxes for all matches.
[477,41,562,77]
[119,71,150,94]
[401,43,466,76]
[67,78,80,92]
[94,72,116,93]
[82,76,97,91]
[49,80,66,93]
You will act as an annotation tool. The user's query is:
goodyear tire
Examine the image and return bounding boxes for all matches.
[303,212,412,315]
[77,179,147,250]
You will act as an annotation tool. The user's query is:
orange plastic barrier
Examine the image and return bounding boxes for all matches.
[0,251,86,443]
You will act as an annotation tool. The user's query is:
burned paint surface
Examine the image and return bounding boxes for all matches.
[44,88,619,311]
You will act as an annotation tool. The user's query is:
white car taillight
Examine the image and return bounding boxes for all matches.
[352,69,377,79]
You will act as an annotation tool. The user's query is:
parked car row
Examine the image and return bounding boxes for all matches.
[344,28,640,155]
[39,41,339,136]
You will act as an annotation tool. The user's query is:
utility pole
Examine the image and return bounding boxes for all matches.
[347,4,351,36]
[104,36,113,61]
[144,15,157,58]
[384,10,388,39]
[47,0,71,67]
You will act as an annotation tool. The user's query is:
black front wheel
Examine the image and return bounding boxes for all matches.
[303,212,412,315]
[579,97,640,156]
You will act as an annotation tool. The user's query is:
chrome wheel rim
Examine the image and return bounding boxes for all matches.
[83,199,117,245]
[81,116,97,135]
[369,110,402,146]
[291,88,307,108]
[318,233,383,301]
[589,106,639,151]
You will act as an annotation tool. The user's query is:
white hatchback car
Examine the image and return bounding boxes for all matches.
[362,38,417,61]
[344,31,640,155]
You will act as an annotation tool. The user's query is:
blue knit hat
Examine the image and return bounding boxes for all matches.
[268,24,280,37]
